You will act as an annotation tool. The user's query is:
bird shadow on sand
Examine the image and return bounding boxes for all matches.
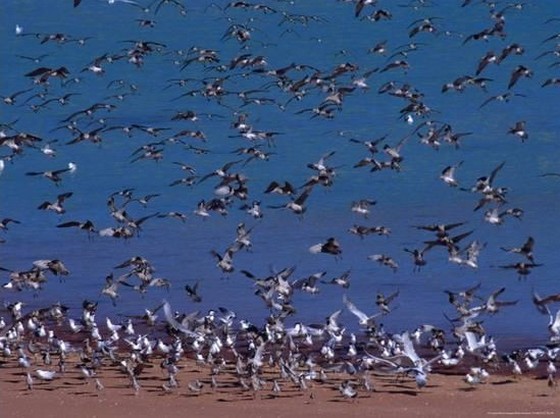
[491,379,517,385]
[457,386,478,392]
[328,397,359,403]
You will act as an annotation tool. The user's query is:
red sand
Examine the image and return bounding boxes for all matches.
[2,353,558,418]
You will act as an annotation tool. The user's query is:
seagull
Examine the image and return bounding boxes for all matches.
[268,186,313,216]
[354,0,378,18]
[501,236,535,262]
[322,270,352,288]
[26,166,73,185]
[499,261,542,279]
[532,290,560,314]
[475,51,498,75]
[368,254,399,272]
[507,65,533,89]
[57,219,97,237]
[479,92,526,109]
[397,331,443,388]
[35,369,56,381]
[439,161,463,187]
[376,289,400,314]
[309,237,342,256]
[0,218,21,231]
[211,245,239,273]
[185,281,202,303]
[474,287,519,314]
[339,380,358,399]
[351,199,377,217]
[413,221,467,238]
[343,294,382,328]
[507,120,528,142]
[264,180,297,195]
[483,208,521,225]
[403,248,428,271]
[1,88,33,105]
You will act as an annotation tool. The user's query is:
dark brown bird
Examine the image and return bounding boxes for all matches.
[507,65,533,89]
[507,121,528,142]
[501,237,535,262]
[309,237,342,256]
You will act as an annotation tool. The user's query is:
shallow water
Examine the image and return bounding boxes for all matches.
[1,0,559,350]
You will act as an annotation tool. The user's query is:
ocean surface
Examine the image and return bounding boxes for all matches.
[1,0,559,350]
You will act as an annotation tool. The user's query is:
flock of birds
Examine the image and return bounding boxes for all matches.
[1,0,560,401]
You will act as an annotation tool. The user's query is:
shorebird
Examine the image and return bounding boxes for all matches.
[57,219,97,237]
[548,310,560,341]
[423,229,474,254]
[376,289,400,314]
[264,180,296,195]
[469,161,506,194]
[211,245,240,273]
[532,290,560,314]
[348,225,391,239]
[343,294,382,328]
[501,236,535,262]
[339,380,358,399]
[322,270,352,288]
[291,271,327,294]
[0,218,21,231]
[185,281,202,303]
[449,240,485,269]
[394,331,443,388]
[439,161,463,187]
[508,65,533,89]
[499,261,542,279]
[35,369,57,381]
[309,237,342,257]
[33,259,70,276]
[475,51,498,75]
[479,92,526,108]
[368,254,399,272]
[351,199,377,217]
[101,274,121,305]
[24,66,70,84]
[542,78,560,87]
[498,43,525,63]
[403,248,428,271]
[476,287,519,314]
[413,221,467,238]
[26,166,73,185]
[507,120,528,141]
[1,88,33,105]
[268,186,313,216]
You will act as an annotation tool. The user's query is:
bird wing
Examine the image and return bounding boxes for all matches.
[343,295,369,323]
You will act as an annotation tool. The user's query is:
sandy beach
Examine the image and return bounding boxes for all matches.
[2,351,558,418]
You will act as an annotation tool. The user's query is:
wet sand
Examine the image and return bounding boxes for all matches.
[2,353,557,418]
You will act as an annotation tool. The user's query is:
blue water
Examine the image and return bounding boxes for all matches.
[1,0,559,349]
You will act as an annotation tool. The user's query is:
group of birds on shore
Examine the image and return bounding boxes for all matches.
[1,0,559,401]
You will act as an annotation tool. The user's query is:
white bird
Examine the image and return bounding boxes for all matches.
[343,294,381,328]
[339,380,358,399]
[398,331,442,388]
[548,309,560,340]
[26,373,33,390]
[440,161,463,187]
[463,331,490,354]
[35,369,56,381]
[95,378,104,391]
